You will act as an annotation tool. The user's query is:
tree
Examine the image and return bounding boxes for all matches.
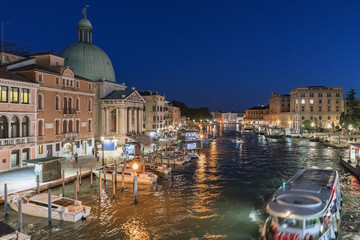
[302,120,312,130]
[171,100,213,121]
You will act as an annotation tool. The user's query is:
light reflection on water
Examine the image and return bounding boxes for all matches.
[1,125,359,239]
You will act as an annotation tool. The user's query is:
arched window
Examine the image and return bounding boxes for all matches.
[63,120,68,133]
[11,116,19,138]
[55,96,60,110]
[64,97,68,113]
[69,120,73,132]
[55,120,60,135]
[88,99,92,111]
[88,119,92,132]
[38,94,43,110]
[38,120,43,136]
[0,116,8,138]
[22,116,29,137]
[76,120,80,133]
[76,98,80,111]
[68,97,72,113]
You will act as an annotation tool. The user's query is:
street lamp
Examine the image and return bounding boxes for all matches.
[200,134,204,149]
[311,122,315,133]
[132,162,139,203]
[101,136,105,166]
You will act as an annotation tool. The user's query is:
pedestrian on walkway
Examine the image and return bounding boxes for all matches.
[92,147,95,155]
[96,151,99,161]
[74,152,78,163]
[71,153,75,162]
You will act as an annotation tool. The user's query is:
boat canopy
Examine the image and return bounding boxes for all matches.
[266,168,338,219]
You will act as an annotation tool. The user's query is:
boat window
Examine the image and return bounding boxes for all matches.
[305,218,319,229]
[124,173,132,176]
[278,217,303,229]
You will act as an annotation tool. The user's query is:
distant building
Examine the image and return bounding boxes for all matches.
[236,112,245,123]
[289,86,343,130]
[344,98,360,115]
[139,91,165,132]
[164,102,181,128]
[212,111,237,123]
[244,106,269,125]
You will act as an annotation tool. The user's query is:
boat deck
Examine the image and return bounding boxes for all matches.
[266,168,338,219]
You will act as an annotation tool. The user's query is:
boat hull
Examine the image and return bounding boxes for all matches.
[94,170,157,184]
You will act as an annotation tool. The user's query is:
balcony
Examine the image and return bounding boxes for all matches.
[63,108,76,115]
[62,132,79,139]
[0,136,36,146]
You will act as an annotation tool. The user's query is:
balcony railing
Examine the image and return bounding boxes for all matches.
[63,108,76,115]
[63,132,79,138]
[0,136,36,146]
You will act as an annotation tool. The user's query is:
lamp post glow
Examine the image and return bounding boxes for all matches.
[132,162,138,203]
[101,136,105,166]
[311,122,315,133]
[200,134,204,149]
[349,125,353,138]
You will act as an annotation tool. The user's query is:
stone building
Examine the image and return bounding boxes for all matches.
[267,93,291,128]
[244,106,269,125]
[7,53,95,158]
[0,68,38,171]
[164,102,181,129]
[139,91,165,132]
[60,7,144,147]
[289,86,343,130]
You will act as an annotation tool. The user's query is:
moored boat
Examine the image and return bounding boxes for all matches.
[94,168,158,184]
[8,192,91,222]
[262,167,342,240]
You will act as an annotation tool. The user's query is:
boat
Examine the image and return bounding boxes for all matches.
[186,151,199,159]
[0,221,31,240]
[265,127,285,139]
[94,168,158,184]
[7,192,91,222]
[262,167,342,240]
[243,125,254,132]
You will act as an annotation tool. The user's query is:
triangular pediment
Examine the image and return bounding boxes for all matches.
[125,90,145,103]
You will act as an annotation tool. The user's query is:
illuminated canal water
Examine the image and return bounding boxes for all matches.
[1,125,360,239]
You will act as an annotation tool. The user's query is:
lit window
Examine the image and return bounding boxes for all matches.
[0,86,8,102]
[39,145,43,154]
[310,99,313,104]
[301,99,305,104]
[10,87,19,103]
[21,89,29,104]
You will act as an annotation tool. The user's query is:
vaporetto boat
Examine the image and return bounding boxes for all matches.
[262,167,342,240]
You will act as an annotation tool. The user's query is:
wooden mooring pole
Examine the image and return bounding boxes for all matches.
[4,184,8,216]
[90,167,93,186]
[36,175,40,194]
[112,172,115,198]
[134,175,138,203]
[79,165,82,185]
[48,189,52,224]
[74,180,78,200]
[18,197,22,232]
[62,170,65,197]
[99,172,102,200]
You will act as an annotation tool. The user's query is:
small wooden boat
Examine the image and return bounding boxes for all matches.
[94,168,158,184]
[8,192,91,222]
[0,221,31,240]
[186,151,199,159]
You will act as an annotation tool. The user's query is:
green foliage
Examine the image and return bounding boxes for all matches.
[340,89,360,130]
[303,120,312,130]
[171,100,213,121]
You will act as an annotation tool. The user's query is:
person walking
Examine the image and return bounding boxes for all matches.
[74,152,78,163]
[92,147,95,155]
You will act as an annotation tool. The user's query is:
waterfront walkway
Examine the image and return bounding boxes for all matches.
[0,155,105,196]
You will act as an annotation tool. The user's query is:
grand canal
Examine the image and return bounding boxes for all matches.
[2,125,360,239]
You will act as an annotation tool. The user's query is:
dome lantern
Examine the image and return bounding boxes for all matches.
[77,5,92,43]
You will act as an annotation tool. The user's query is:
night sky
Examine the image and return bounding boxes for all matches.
[1,1,360,111]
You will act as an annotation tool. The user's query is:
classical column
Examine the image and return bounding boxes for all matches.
[128,108,132,133]
[139,109,143,133]
[105,107,109,135]
[116,107,120,135]
[101,107,105,135]
[120,107,127,135]
[134,108,138,134]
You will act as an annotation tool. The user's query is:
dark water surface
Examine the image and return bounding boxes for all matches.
[2,125,360,239]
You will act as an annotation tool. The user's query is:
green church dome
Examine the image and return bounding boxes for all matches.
[60,6,116,82]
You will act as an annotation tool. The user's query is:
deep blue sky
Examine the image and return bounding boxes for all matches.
[1,1,360,111]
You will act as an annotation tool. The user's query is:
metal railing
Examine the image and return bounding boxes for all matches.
[63,132,78,138]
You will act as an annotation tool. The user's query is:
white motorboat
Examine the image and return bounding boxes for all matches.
[186,151,199,159]
[156,165,172,175]
[8,192,91,222]
[262,167,342,240]
[0,221,31,240]
[173,151,191,163]
[94,168,158,184]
